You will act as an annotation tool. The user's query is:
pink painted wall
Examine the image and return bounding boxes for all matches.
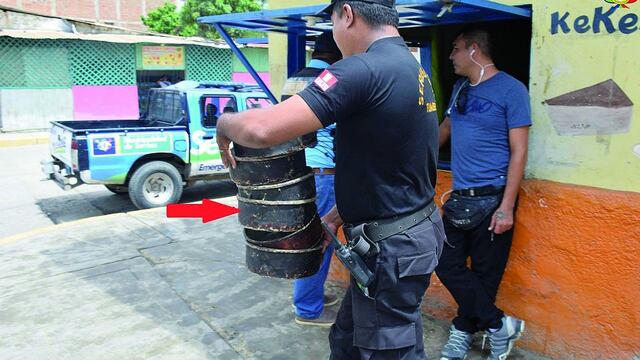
[72,86,140,120]
[232,72,270,88]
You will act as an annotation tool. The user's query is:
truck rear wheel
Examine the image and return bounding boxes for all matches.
[128,161,183,209]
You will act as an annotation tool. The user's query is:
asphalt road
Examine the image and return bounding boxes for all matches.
[0,144,237,239]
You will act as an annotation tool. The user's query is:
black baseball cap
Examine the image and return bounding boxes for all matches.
[314,31,340,55]
[318,0,395,15]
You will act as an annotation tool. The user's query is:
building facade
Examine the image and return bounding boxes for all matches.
[0,7,269,131]
[0,0,184,30]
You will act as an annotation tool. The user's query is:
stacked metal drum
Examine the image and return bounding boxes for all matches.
[229,134,324,279]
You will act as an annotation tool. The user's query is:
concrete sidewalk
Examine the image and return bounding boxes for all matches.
[0,131,49,148]
[0,199,551,360]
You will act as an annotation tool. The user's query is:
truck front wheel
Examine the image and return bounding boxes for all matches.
[128,161,184,209]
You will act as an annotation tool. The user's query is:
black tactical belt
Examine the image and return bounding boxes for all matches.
[453,185,505,197]
[346,200,438,243]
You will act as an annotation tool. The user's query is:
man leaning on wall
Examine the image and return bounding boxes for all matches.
[436,29,531,360]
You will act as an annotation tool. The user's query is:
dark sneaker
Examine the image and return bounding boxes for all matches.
[324,293,339,307]
[486,315,525,360]
[294,308,337,328]
[440,325,473,360]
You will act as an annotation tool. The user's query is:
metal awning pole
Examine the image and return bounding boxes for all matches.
[287,18,307,78]
[213,23,279,104]
[420,44,432,78]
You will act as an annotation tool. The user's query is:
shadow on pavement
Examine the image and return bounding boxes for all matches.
[0,212,334,359]
[36,180,238,224]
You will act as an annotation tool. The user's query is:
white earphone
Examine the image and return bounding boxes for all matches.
[468,47,493,86]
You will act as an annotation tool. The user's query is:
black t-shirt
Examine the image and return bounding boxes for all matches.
[281,67,324,101]
[299,36,439,223]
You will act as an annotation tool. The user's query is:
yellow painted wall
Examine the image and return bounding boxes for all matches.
[525,0,640,193]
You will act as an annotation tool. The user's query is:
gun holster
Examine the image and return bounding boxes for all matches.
[343,223,380,259]
[321,222,375,287]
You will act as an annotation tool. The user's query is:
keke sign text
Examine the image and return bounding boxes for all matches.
[551,6,639,34]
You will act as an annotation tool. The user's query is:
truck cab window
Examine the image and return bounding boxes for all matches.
[199,96,237,128]
[146,90,183,126]
[246,97,273,110]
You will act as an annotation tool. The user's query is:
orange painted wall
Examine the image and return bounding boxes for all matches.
[329,170,640,359]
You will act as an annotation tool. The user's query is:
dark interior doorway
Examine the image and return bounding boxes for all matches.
[402,18,532,168]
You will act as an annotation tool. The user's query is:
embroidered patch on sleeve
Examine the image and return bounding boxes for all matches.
[314,70,338,92]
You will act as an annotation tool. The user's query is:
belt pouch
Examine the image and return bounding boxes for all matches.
[442,192,501,230]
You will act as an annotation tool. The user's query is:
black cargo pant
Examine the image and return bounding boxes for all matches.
[435,199,515,333]
[329,210,446,360]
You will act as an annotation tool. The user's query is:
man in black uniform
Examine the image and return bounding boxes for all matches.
[215,1,444,358]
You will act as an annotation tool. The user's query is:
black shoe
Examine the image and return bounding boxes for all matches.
[294,308,337,328]
[324,293,339,307]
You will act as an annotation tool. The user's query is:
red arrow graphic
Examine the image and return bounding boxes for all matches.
[166,199,239,223]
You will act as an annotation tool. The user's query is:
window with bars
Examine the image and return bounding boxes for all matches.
[0,38,234,88]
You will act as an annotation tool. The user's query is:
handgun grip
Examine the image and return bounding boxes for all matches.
[321,222,340,244]
[350,253,374,287]
[323,223,375,287]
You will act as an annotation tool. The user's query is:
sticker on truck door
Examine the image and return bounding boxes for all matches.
[86,131,188,184]
[89,133,173,157]
[93,137,116,155]
[121,133,172,154]
[190,129,227,176]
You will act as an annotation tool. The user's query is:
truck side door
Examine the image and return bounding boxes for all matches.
[188,94,238,176]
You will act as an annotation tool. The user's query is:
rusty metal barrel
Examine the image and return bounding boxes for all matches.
[230,138,323,279]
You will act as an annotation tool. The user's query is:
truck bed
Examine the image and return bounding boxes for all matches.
[53,120,186,133]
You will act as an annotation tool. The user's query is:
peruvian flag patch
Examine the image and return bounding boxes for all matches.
[314,70,338,92]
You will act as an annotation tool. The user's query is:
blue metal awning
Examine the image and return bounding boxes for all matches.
[199,0,531,36]
[198,0,531,103]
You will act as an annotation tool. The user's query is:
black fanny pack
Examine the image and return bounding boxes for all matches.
[443,191,502,230]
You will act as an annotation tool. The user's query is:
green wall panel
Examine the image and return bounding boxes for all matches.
[0,37,72,88]
[0,38,234,88]
[185,46,232,81]
[232,47,269,73]
[69,41,136,85]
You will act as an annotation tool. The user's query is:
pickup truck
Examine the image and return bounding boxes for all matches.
[41,81,272,209]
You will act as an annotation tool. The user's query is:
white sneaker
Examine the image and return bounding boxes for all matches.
[440,325,473,360]
[486,315,525,360]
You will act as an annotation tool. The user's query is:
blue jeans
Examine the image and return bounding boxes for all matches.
[293,174,336,319]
